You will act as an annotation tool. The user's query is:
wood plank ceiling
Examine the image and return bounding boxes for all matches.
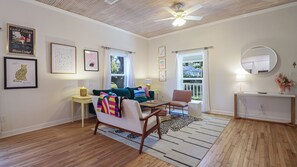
[36,0,297,38]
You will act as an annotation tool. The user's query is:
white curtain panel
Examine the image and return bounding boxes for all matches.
[202,50,210,112]
[175,53,183,90]
[103,48,111,89]
[126,53,136,87]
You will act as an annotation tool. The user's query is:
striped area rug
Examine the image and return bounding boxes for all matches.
[94,113,230,167]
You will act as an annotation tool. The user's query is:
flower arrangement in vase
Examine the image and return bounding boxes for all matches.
[275,73,295,94]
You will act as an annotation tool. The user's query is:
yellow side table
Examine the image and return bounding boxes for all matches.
[72,95,92,128]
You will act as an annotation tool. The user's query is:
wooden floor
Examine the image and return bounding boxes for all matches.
[0,117,296,167]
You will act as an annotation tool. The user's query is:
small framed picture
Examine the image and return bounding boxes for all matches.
[51,43,76,74]
[158,46,166,57]
[159,70,166,82]
[4,57,38,89]
[84,49,99,71]
[159,58,166,69]
[7,24,36,56]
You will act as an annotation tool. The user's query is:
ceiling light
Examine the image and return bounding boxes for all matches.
[104,0,119,5]
[172,18,186,27]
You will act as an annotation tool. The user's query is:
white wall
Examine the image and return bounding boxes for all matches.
[0,0,148,138]
[148,3,297,123]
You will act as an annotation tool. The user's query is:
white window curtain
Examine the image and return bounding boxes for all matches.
[175,53,183,90]
[103,48,111,89]
[126,53,136,87]
[202,50,210,112]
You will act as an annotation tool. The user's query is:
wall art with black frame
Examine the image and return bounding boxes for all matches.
[4,57,38,89]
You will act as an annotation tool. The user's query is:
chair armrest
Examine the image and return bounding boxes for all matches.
[140,109,161,121]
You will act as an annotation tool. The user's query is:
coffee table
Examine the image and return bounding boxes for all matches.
[140,100,169,116]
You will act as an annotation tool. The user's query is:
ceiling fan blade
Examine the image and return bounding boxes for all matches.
[154,17,175,22]
[163,7,177,16]
[184,4,202,15]
[184,15,203,21]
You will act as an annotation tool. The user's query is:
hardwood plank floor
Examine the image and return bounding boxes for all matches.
[0,116,296,167]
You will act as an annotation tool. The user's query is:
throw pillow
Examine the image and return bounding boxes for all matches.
[142,86,150,98]
[93,89,112,95]
[112,88,131,99]
[134,89,147,101]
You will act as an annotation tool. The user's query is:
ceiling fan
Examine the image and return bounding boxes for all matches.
[155,2,203,27]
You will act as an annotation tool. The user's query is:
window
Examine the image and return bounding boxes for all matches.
[110,53,126,88]
[177,53,204,100]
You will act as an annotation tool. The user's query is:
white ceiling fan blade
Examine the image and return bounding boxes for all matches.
[154,17,175,22]
[184,15,203,21]
[163,7,177,16]
[184,4,202,15]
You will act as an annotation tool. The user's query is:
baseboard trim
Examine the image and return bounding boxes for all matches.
[210,110,234,116]
[237,113,292,124]
[0,116,77,139]
[210,110,296,124]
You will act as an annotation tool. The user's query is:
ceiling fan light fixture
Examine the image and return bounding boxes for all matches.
[172,18,186,27]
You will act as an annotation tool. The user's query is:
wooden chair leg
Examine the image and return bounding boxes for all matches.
[94,120,100,135]
[157,127,162,139]
[139,134,145,154]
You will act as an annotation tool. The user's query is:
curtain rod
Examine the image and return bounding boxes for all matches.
[172,46,213,53]
[101,46,135,54]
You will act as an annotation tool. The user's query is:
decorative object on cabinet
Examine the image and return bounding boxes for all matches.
[236,74,247,92]
[145,79,152,90]
[159,58,166,69]
[159,70,166,82]
[50,43,76,74]
[4,57,37,89]
[158,46,166,57]
[241,46,277,75]
[78,80,89,96]
[84,49,99,71]
[7,24,35,56]
[275,73,295,94]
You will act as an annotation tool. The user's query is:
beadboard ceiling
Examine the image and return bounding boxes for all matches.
[36,0,297,38]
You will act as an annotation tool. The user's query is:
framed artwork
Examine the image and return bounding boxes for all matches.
[7,24,36,56]
[4,57,38,89]
[159,70,166,82]
[51,43,76,74]
[84,49,99,71]
[158,46,166,57]
[159,58,166,69]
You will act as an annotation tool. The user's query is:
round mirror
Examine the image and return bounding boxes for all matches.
[241,46,277,74]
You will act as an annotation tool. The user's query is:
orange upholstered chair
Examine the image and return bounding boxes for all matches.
[169,90,192,116]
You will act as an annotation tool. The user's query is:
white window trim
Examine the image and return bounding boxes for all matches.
[110,51,128,88]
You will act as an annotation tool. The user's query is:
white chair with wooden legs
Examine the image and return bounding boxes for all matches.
[92,98,162,154]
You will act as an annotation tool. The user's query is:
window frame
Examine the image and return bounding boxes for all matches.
[110,51,128,88]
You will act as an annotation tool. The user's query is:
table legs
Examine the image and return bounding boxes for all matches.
[234,94,237,119]
[81,103,85,128]
[291,97,296,126]
[72,101,74,122]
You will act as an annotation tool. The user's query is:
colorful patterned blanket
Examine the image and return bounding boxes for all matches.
[96,94,124,118]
